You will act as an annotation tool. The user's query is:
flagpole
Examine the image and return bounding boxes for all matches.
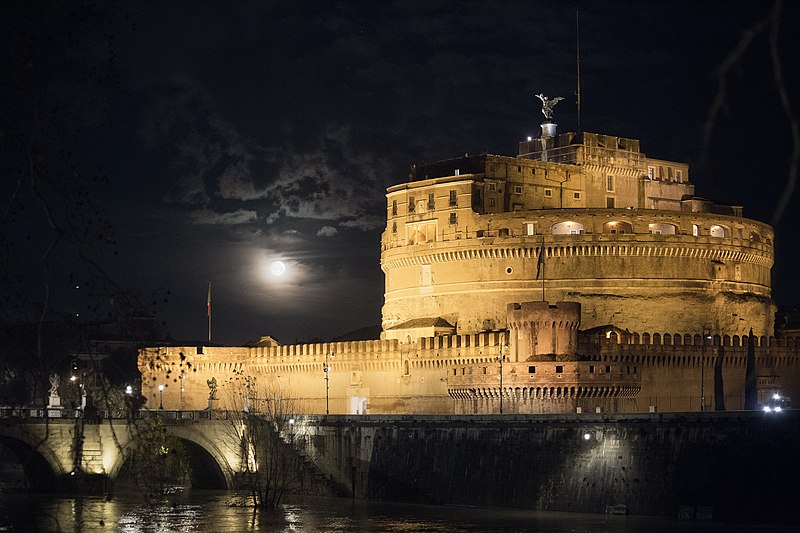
[207,281,212,343]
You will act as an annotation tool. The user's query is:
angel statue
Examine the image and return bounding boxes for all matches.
[207,377,218,400]
[536,93,564,121]
[48,373,60,397]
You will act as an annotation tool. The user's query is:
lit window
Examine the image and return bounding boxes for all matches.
[647,166,654,179]
[544,189,553,198]
[525,223,535,235]
[693,224,699,236]
[454,169,460,176]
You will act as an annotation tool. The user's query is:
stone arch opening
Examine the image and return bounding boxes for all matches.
[551,221,584,235]
[648,223,676,235]
[603,221,633,234]
[115,434,228,490]
[710,225,730,238]
[0,436,59,492]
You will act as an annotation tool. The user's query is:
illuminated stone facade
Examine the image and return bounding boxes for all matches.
[382,131,774,340]
[140,127,795,415]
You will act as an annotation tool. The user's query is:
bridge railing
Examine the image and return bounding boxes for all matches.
[0,407,235,421]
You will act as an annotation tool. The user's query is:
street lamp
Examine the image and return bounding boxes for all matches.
[701,326,712,412]
[158,384,164,410]
[496,342,507,414]
[323,352,334,415]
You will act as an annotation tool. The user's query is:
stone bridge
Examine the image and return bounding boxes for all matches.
[0,408,246,491]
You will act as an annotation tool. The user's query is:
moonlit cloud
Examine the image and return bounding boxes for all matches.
[190,208,258,225]
[317,225,338,237]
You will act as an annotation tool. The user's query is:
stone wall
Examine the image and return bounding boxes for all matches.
[298,412,800,524]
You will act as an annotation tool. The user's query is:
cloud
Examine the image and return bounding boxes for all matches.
[190,208,258,225]
[338,215,384,231]
[317,225,338,237]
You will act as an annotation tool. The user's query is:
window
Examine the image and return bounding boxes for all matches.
[512,203,524,211]
[454,169,460,176]
[392,221,397,233]
[605,365,611,373]
[573,192,581,200]
[427,193,435,210]
[606,196,615,208]
[488,197,496,207]
[606,175,614,191]
[525,223,535,235]
[555,365,563,374]
[658,166,664,179]
[531,168,536,175]
[647,166,654,179]
[498,228,509,237]
[392,200,397,216]
[693,224,699,236]
[449,190,457,206]
[544,189,553,198]
[668,167,674,181]
[676,169,683,182]
[197,346,204,355]
[476,230,485,237]
[528,366,536,374]
[517,166,522,172]
[449,212,457,225]
[488,183,496,192]
[408,196,415,213]
[513,185,523,194]
[589,365,595,373]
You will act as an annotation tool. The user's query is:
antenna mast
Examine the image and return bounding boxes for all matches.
[576,10,582,132]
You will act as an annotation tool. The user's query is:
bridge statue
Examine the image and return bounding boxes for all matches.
[536,93,564,121]
[207,377,218,400]
[47,374,62,409]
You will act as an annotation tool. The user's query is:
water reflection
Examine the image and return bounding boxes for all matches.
[0,490,795,532]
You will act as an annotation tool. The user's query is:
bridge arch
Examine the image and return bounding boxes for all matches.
[163,424,239,489]
[0,432,64,491]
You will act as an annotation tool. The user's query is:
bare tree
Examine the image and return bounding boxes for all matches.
[223,377,306,509]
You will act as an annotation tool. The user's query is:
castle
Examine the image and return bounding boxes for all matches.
[139,101,797,415]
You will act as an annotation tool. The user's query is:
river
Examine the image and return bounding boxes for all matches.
[0,489,793,533]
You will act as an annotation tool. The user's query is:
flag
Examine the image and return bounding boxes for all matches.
[535,241,545,280]
[207,281,211,317]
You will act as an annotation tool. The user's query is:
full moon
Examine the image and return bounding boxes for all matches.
[269,260,286,277]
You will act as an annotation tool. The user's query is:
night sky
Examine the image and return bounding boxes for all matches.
[2,1,798,345]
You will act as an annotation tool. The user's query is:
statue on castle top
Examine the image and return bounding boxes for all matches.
[207,377,218,400]
[536,93,564,121]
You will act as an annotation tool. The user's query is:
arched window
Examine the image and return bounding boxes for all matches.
[551,221,585,235]
[603,221,633,234]
[403,360,410,375]
[710,225,730,238]
[648,223,676,235]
